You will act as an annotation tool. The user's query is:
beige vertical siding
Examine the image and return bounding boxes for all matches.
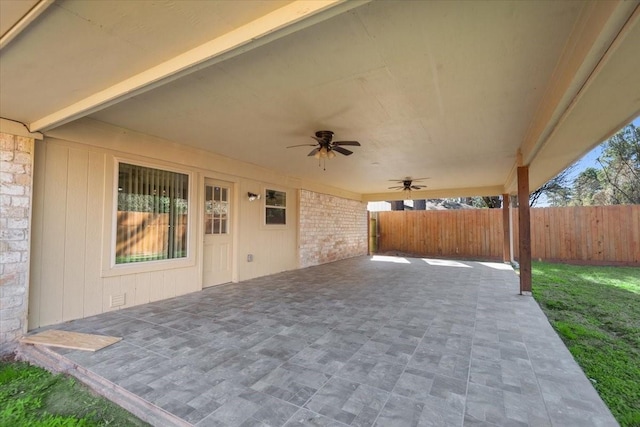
[29,128,306,329]
[235,181,298,282]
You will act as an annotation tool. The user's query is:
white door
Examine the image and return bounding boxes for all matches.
[203,179,233,287]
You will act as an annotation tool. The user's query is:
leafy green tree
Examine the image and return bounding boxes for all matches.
[459,196,501,208]
[545,123,640,207]
[545,186,572,206]
[595,123,640,204]
[571,167,603,206]
[531,166,574,207]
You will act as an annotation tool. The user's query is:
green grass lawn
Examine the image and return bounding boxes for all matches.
[0,358,149,427]
[532,262,640,427]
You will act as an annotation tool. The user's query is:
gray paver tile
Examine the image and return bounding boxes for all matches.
[251,362,331,406]
[335,354,405,392]
[428,374,467,401]
[392,367,435,401]
[39,257,618,427]
[289,345,354,375]
[196,395,261,426]
[416,394,465,426]
[304,376,389,426]
[374,394,424,427]
[284,409,349,427]
[249,334,308,361]
[238,390,300,426]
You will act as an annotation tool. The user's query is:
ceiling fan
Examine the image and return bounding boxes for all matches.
[287,130,361,164]
[388,177,429,192]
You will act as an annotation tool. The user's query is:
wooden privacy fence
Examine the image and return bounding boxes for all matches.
[116,212,187,260]
[375,205,640,265]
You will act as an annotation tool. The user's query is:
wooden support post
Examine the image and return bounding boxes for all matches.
[502,193,510,263]
[517,166,532,293]
[367,211,371,255]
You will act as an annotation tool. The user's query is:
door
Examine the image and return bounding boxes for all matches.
[203,179,233,287]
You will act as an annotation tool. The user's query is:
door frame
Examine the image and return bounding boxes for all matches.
[200,175,239,288]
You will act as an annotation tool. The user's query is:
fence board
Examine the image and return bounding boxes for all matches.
[376,205,639,265]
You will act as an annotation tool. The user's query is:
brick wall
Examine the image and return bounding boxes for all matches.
[299,190,368,268]
[0,132,35,354]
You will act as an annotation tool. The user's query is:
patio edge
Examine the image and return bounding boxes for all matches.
[16,343,192,427]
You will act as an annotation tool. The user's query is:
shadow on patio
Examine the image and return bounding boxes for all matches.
[19,256,617,427]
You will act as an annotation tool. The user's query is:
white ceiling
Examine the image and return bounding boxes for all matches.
[1,0,639,199]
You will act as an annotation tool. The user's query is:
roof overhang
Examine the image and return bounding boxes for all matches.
[1,0,638,200]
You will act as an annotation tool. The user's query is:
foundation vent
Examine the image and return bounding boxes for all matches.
[110,294,126,308]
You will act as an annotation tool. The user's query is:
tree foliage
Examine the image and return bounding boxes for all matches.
[534,123,640,207]
[459,196,502,209]
[572,167,604,206]
[530,165,575,207]
[569,124,640,206]
[595,123,640,204]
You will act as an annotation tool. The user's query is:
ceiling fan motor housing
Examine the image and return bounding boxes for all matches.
[315,130,334,142]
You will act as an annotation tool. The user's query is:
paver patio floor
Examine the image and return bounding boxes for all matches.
[30,256,618,426]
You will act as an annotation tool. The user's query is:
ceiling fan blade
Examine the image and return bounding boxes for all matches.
[411,185,425,190]
[388,186,404,190]
[333,141,361,146]
[410,177,430,181]
[307,148,320,157]
[287,143,317,148]
[332,146,353,156]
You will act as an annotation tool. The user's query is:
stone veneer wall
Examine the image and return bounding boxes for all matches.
[0,132,35,354]
[299,190,368,268]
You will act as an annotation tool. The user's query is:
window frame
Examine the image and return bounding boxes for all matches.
[263,187,287,228]
[103,158,195,277]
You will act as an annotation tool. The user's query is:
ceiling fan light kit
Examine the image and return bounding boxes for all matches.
[314,146,336,159]
[288,133,429,194]
[287,130,360,169]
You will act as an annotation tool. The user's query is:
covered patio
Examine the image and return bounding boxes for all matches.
[2,0,640,348]
[21,257,616,427]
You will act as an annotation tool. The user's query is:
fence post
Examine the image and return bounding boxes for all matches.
[502,193,510,263]
[518,166,532,293]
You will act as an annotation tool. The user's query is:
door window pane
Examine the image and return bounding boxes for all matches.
[205,185,230,235]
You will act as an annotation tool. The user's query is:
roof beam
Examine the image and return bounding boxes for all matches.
[504,0,639,193]
[362,186,506,202]
[0,0,54,51]
[28,0,369,132]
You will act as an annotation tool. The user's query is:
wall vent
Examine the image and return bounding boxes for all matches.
[110,294,126,308]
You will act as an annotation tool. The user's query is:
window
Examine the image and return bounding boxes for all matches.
[116,162,189,264]
[205,185,229,234]
[265,189,286,225]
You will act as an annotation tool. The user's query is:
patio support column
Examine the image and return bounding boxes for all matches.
[0,120,40,354]
[517,166,532,293]
[502,193,510,263]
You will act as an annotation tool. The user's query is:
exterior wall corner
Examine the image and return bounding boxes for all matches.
[298,190,368,268]
[0,131,35,354]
